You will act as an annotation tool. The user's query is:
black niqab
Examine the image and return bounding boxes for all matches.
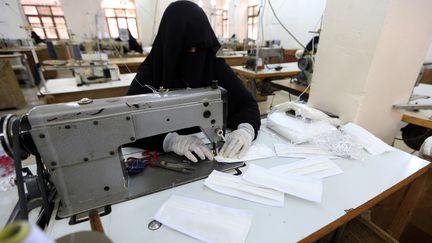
[128,30,143,53]
[130,0,220,91]
[31,31,45,44]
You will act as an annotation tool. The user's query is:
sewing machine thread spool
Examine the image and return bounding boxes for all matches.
[0,221,53,243]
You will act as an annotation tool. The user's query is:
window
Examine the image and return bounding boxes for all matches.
[212,9,228,38]
[21,0,69,39]
[102,0,139,39]
[247,5,259,40]
[222,10,228,38]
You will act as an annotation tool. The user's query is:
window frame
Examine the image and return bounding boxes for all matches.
[104,7,139,39]
[21,3,69,40]
[247,5,259,40]
[222,10,228,38]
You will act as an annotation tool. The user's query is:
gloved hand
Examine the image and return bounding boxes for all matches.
[163,132,214,163]
[220,123,254,158]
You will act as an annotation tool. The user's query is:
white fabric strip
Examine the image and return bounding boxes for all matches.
[154,195,253,243]
[243,164,323,202]
[269,157,343,179]
[215,144,276,163]
[274,143,337,159]
[204,170,284,207]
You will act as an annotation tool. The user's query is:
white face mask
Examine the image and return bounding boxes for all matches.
[204,170,284,207]
[243,164,323,202]
[269,157,343,179]
[153,195,253,243]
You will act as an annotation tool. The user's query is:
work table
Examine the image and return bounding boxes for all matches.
[38,120,429,242]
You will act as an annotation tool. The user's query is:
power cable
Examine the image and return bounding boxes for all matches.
[267,0,305,49]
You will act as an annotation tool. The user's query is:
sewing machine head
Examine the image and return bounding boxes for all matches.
[1,86,228,217]
[73,54,121,85]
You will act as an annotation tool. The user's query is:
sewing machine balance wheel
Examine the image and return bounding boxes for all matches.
[0,113,37,160]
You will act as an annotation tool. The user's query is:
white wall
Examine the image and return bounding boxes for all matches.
[228,0,248,40]
[61,0,104,41]
[135,0,157,45]
[426,43,432,63]
[224,0,326,49]
[0,0,27,39]
[309,0,432,143]
[3,0,432,63]
[260,0,326,49]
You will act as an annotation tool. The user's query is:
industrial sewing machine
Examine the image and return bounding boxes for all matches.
[1,84,243,225]
[42,53,121,86]
[245,47,284,71]
[73,63,120,85]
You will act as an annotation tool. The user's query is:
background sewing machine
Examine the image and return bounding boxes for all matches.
[42,53,121,86]
[1,85,243,226]
[245,47,284,71]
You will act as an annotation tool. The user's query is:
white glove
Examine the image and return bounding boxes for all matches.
[163,132,214,163]
[220,123,254,158]
[420,136,432,158]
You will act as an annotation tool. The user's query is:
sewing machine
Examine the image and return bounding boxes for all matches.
[245,47,284,70]
[73,63,121,85]
[1,85,243,222]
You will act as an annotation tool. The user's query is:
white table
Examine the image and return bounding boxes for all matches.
[37,73,136,104]
[40,121,429,242]
[401,83,432,128]
[231,63,300,98]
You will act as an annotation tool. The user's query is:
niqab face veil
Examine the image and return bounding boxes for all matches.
[140,0,221,89]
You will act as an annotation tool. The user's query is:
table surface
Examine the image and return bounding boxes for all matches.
[270,81,432,129]
[0,46,46,52]
[109,57,146,65]
[35,120,430,242]
[401,84,432,128]
[231,62,300,79]
[271,79,308,93]
[217,51,248,58]
[38,73,136,95]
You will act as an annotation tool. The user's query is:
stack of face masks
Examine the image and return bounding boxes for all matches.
[205,161,329,205]
[204,170,284,207]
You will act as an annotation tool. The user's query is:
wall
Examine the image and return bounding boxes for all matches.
[227,0,248,41]
[426,43,432,63]
[135,0,156,46]
[2,0,432,62]
[225,0,326,49]
[260,0,326,49]
[61,0,103,41]
[308,0,432,143]
[0,0,325,47]
[0,0,27,39]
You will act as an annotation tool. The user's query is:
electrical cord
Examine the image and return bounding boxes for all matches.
[267,0,305,49]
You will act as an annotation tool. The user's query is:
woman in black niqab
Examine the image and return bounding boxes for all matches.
[127,0,260,160]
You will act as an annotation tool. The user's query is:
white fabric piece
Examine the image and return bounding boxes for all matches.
[272,101,341,126]
[154,195,252,243]
[341,123,395,155]
[22,223,55,243]
[215,144,276,163]
[267,112,337,144]
[220,123,254,158]
[420,136,432,157]
[269,157,344,179]
[243,164,323,202]
[204,170,284,207]
[274,143,337,158]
